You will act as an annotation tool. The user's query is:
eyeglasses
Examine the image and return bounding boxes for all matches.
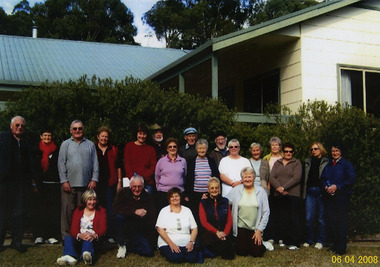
[15,123,25,128]
[283,150,293,153]
[72,127,83,131]
[168,145,177,149]
[131,185,143,189]
[310,148,319,152]
[229,146,239,149]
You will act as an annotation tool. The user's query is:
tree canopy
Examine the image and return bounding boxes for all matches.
[1,0,137,44]
[143,0,321,49]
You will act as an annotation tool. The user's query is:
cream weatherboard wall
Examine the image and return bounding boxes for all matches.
[300,5,380,109]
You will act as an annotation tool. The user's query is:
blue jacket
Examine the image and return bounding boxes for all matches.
[321,157,356,195]
[200,194,229,232]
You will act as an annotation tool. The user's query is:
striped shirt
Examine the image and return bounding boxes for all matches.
[194,158,212,192]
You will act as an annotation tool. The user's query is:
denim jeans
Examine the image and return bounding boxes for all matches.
[63,235,94,259]
[114,214,154,257]
[305,187,326,244]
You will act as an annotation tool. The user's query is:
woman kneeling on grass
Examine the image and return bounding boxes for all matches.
[227,167,271,257]
[57,190,106,265]
[156,187,199,263]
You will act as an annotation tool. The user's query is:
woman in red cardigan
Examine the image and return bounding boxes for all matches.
[57,190,106,265]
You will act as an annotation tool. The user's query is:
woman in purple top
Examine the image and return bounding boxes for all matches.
[155,138,187,212]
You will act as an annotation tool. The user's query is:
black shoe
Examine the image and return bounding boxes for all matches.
[327,248,336,253]
[10,243,27,253]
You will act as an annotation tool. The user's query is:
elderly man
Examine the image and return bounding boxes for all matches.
[0,116,35,253]
[113,175,156,259]
[209,132,229,167]
[178,127,198,162]
[58,120,99,239]
[151,123,166,160]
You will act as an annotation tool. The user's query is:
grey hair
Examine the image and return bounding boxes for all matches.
[70,119,84,129]
[207,177,220,189]
[250,142,262,152]
[196,138,208,150]
[10,116,26,125]
[228,138,240,148]
[81,189,97,205]
[130,174,145,186]
[240,166,256,178]
[269,136,282,146]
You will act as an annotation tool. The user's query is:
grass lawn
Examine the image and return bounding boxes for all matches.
[0,243,379,266]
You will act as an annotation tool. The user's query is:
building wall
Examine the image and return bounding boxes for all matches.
[300,6,380,106]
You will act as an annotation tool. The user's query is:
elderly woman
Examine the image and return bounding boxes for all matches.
[156,187,198,263]
[321,145,355,255]
[249,142,270,195]
[155,138,187,212]
[32,130,60,245]
[123,124,157,194]
[269,143,302,250]
[56,190,106,265]
[95,126,121,243]
[113,175,156,259]
[263,137,283,171]
[185,139,219,218]
[302,142,329,249]
[227,167,270,257]
[219,139,250,197]
[199,178,234,260]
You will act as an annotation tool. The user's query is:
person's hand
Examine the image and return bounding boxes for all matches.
[62,182,71,192]
[231,180,241,187]
[88,180,97,189]
[169,242,181,253]
[117,180,122,191]
[252,230,262,245]
[186,241,194,252]
[276,186,284,194]
[326,184,337,195]
[281,190,288,196]
[201,193,208,200]
[135,209,147,217]
[216,231,226,240]
[184,197,190,202]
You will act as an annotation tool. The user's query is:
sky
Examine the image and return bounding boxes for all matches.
[2,0,165,48]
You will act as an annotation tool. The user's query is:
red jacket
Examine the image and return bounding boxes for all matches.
[70,206,107,238]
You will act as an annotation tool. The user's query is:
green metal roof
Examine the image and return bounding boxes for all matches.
[0,35,188,86]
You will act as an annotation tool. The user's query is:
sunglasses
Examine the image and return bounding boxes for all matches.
[229,146,239,149]
[283,150,293,153]
[72,127,83,131]
[15,123,25,128]
[168,145,177,149]
[310,148,319,152]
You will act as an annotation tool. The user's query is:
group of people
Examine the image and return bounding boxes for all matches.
[0,116,356,265]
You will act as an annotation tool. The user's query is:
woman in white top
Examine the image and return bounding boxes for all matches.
[219,139,250,197]
[156,187,198,263]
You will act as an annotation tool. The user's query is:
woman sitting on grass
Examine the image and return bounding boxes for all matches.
[57,190,106,265]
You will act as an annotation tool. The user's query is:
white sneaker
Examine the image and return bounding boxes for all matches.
[47,238,59,244]
[267,239,274,245]
[108,238,115,244]
[34,237,43,245]
[288,245,299,250]
[57,255,77,266]
[315,243,323,250]
[263,241,274,251]
[303,242,310,247]
[117,245,127,259]
[279,240,286,247]
[82,251,92,265]
[66,255,78,265]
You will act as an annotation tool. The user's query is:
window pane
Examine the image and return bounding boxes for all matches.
[341,69,363,109]
[263,75,279,110]
[244,80,262,113]
[365,72,380,118]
